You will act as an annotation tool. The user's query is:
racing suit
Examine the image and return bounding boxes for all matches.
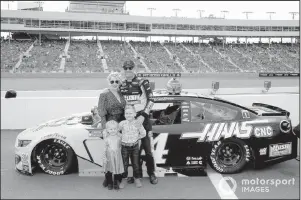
[119,75,155,178]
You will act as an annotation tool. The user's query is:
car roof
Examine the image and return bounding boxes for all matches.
[153,89,213,99]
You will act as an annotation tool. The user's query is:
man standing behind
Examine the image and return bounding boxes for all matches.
[119,60,158,185]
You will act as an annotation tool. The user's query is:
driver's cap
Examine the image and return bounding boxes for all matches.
[123,60,135,69]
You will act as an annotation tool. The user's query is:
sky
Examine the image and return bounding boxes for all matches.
[1,1,299,20]
[1,1,299,42]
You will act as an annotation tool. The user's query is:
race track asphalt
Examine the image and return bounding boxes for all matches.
[1,130,299,199]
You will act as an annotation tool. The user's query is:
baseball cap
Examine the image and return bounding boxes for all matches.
[123,60,135,69]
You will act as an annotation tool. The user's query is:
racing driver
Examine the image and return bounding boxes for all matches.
[119,60,158,185]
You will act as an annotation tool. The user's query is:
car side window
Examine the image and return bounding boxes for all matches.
[190,101,238,122]
[150,101,182,125]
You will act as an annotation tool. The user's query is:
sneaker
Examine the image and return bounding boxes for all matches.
[127,177,134,184]
[150,174,158,184]
[119,179,125,189]
[135,178,142,188]
[108,184,113,190]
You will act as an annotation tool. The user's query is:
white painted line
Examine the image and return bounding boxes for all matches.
[207,167,238,199]
[1,97,97,100]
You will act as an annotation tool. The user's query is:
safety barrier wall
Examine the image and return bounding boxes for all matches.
[1,87,299,129]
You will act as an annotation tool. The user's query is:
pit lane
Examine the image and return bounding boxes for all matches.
[1,130,299,199]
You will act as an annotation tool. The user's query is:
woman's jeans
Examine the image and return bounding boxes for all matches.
[121,143,140,179]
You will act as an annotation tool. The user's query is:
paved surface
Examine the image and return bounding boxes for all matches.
[1,76,299,91]
[1,130,299,199]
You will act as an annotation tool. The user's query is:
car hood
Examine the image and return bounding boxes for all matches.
[29,112,91,132]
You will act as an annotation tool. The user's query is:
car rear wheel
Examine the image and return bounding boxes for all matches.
[208,138,251,174]
[36,139,75,175]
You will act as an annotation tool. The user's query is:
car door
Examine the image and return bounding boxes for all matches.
[151,97,206,169]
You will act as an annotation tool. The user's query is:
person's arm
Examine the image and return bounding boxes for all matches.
[138,79,154,120]
[98,91,108,129]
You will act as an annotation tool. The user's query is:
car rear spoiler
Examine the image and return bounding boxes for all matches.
[252,103,290,117]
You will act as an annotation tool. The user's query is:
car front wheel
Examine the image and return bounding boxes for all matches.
[208,138,251,174]
[36,139,75,175]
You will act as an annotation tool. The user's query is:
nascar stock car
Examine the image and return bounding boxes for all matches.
[15,88,298,177]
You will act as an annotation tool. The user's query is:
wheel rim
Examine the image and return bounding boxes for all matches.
[42,143,68,168]
[216,142,243,167]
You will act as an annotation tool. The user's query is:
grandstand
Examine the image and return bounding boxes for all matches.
[1,8,300,74]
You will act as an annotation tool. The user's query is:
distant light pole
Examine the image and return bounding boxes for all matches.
[242,11,253,19]
[221,10,229,19]
[7,1,14,10]
[197,10,205,18]
[147,8,156,16]
[172,8,181,17]
[266,12,276,20]
[289,12,299,20]
[34,1,44,11]
[7,1,14,44]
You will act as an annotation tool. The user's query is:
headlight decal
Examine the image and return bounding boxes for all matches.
[18,140,32,147]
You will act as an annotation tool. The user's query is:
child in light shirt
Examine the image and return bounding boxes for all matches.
[119,105,146,188]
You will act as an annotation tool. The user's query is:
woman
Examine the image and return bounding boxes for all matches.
[97,72,126,187]
[98,72,126,129]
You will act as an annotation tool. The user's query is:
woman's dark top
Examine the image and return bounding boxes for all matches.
[98,88,126,128]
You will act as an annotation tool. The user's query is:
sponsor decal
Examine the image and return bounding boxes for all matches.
[180,121,254,142]
[254,126,273,138]
[21,153,29,165]
[279,120,291,133]
[54,139,70,149]
[182,106,190,109]
[186,160,203,165]
[183,113,188,117]
[182,102,189,105]
[124,95,139,101]
[41,133,66,140]
[186,156,202,161]
[88,129,103,137]
[269,142,292,157]
[137,73,181,77]
[182,118,190,122]
[259,148,267,155]
[242,110,250,119]
[183,109,189,113]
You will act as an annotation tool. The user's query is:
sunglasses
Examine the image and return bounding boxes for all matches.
[123,66,133,71]
[110,80,119,84]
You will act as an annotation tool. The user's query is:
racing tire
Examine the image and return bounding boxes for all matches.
[208,138,251,174]
[36,139,75,175]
